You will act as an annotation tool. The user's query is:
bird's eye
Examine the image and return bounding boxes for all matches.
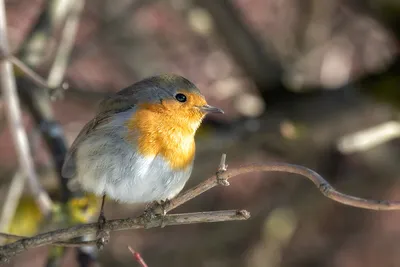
[175,93,187,102]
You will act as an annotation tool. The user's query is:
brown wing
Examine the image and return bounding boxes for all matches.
[61,94,136,178]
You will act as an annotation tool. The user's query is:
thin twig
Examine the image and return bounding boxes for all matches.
[0,210,248,261]
[0,232,27,240]
[166,155,400,212]
[9,56,51,90]
[9,55,68,99]
[0,126,44,242]
[46,0,84,94]
[0,0,53,216]
[128,246,148,267]
[0,171,25,245]
[0,232,97,247]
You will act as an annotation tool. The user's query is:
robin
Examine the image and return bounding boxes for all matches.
[61,74,224,224]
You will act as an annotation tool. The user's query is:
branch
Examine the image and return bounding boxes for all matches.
[0,0,53,216]
[167,160,400,212]
[0,171,25,244]
[9,56,68,99]
[0,126,44,243]
[0,232,102,247]
[0,210,248,261]
[46,0,84,93]
[1,153,400,261]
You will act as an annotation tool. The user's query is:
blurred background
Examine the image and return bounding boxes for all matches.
[1,0,400,266]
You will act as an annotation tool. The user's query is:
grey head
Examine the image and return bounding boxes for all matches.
[97,74,202,114]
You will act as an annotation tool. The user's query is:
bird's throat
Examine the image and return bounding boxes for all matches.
[126,105,203,170]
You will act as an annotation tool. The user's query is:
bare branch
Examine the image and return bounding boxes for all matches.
[0,210,249,261]
[0,171,25,245]
[1,154,400,261]
[0,234,105,248]
[46,0,84,91]
[9,55,68,99]
[0,0,53,216]
[167,162,400,212]
[0,127,49,245]
[9,56,51,90]
[0,232,27,241]
[4,2,84,103]
[0,232,97,247]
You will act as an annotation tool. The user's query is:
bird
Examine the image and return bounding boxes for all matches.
[61,74,224,224]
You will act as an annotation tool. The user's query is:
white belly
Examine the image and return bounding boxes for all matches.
[74,131,193,203]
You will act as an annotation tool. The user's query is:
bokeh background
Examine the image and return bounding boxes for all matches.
[1,0,400,266]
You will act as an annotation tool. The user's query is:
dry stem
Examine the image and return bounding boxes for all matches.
[0,0,53,216]
[0,210,248,261]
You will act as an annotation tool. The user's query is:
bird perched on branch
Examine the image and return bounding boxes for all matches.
[61,74,224,225]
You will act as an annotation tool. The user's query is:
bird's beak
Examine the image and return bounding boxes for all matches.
[199,104,224,114]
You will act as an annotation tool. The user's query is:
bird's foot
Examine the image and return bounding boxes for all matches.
[96,213,110,250]
[155,199,170,216]
[142,200,170,228]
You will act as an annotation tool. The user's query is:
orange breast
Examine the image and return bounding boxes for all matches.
[125,102,203,170]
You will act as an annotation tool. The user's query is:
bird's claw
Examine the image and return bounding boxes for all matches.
[158,200,170,228]
[96,231,110,250]
[96,213,109,250]
[142,200,170,228]
[156,199,170,216]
